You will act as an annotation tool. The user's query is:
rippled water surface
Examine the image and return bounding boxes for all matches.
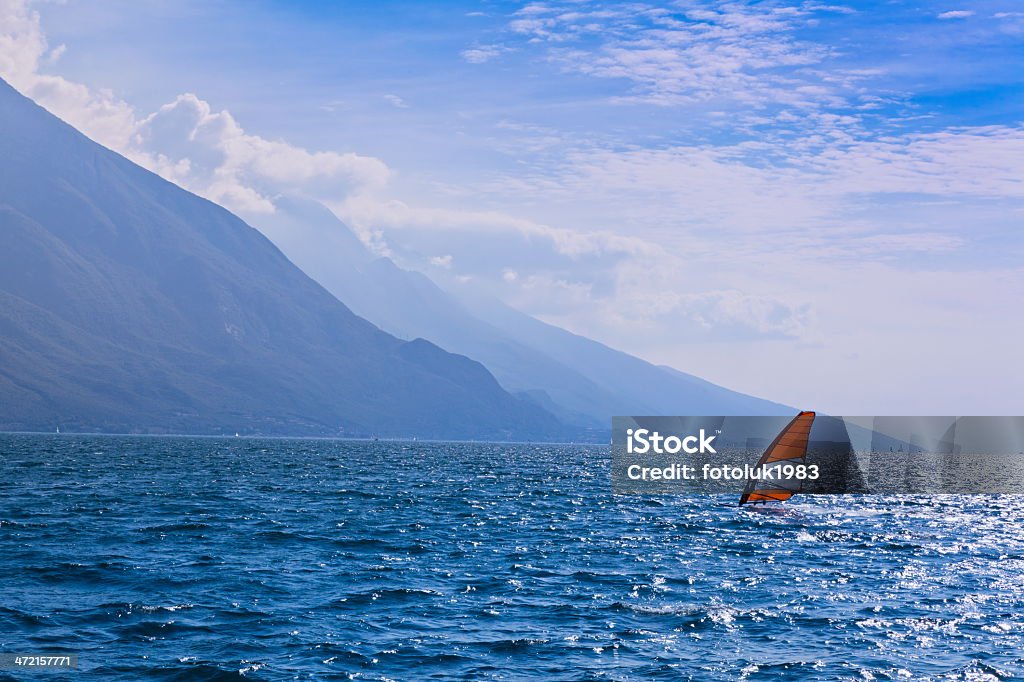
[2,434,1023,680]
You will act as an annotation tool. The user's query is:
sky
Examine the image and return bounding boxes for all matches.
[1,0,1022,413]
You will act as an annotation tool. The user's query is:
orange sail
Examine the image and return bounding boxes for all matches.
[738,411,816,506]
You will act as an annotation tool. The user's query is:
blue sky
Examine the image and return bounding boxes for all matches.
[2,0,1023,412]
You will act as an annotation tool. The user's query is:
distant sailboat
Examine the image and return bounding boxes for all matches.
[55,425,60,434]
[738,411,816,506]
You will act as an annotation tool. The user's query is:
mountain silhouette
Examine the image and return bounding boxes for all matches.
[0,77,565,439]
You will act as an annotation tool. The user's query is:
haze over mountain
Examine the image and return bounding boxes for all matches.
[253,197,791,431]
[0,77,566,440]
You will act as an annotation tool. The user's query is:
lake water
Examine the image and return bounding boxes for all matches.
[2,434,1023,680]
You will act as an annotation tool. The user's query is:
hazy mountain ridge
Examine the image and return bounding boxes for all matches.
[458,292,792,417]
[252,197,791,429]
[0,77,566,439]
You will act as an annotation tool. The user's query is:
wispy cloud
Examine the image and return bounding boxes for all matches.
[460,44,511,63]
[937,10,974,19]
[503,1,868,111]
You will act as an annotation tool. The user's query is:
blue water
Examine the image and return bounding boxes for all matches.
[2,435,1023,680]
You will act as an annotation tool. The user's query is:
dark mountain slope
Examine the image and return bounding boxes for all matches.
[0,77,563,439]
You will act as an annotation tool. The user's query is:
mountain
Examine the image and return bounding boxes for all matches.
[251,197,791,431]
[0,77,566,440]
[457,293,792,417]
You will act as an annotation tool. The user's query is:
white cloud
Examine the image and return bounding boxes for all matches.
[45,42,64,63]
[0,0,138,151]
[383,93,407,108]
[0,0,390,216]
[460,44,511,63]
[502,1,870,110]
[992,10,1024,34]
[135,94,390,214]
[937,10,974,19]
